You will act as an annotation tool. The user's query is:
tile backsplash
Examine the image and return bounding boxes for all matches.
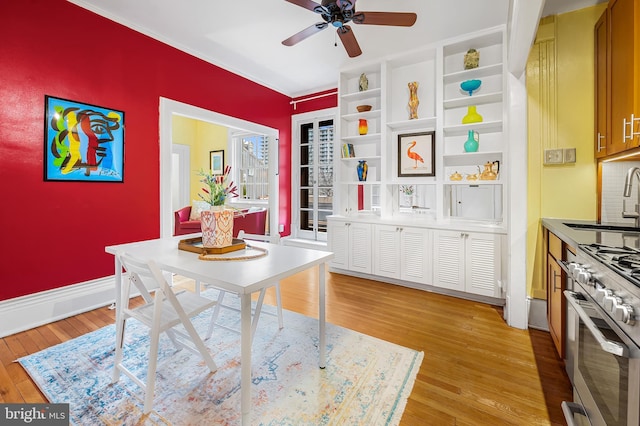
[601,161,640,224]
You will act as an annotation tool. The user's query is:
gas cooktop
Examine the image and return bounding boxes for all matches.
[581,243,640,289]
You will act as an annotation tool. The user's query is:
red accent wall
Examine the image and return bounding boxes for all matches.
[0,0,336,301]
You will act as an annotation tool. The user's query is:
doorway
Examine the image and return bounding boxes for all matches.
[159,98,279,238]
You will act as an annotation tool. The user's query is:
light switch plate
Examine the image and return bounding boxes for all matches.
[544,148,564,165]
[564,148,576,163]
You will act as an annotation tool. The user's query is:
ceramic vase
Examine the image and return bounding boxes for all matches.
[358,118,368,135]
[200,210,217,248]
[462,105,483,124]
[464,48,479,70]
[408,81,419,119]
[464,130,479,152]
[357,160,368,182]
[359,73,368,91]
[211,207,234,248]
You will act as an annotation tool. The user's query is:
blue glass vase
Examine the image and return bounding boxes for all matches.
[464,130,479,153]
[357,160,368,181]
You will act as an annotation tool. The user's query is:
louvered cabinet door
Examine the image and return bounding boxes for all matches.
[433,230,465,291]
[374,225,401,279]
[465,233,501,297]
[348,222,372,274]
[328,220,349,269]
[400,227,432,285]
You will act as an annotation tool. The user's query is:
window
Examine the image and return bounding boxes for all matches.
[293,111,335,241]
[233,133,269,201]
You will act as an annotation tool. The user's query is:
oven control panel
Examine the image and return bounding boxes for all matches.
[563,258,638,328]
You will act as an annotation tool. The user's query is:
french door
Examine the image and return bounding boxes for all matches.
[295,115,335,241]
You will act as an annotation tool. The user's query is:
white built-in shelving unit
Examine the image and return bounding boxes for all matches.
[329,26,508,302]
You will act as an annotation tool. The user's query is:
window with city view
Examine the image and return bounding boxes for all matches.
[235,134,269,201]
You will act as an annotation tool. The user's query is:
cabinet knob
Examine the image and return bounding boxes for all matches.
[597,133,605,152]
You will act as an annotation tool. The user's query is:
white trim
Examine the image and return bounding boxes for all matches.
[159,97,280,239]
[0,276,116,338]
[290,107,337,241]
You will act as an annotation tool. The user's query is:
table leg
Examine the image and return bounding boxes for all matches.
[240,292,252,425]
[319,262,326,369]
[112,257,124,382]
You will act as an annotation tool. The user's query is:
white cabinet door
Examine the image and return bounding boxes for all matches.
[328,220,349,269]
[328,219,372,273]
[374,224,401,278]
[400,227,432,285]
[349,222,372,274]
[433,230,501,296]
[433,230,465,291]
[465,232,501,297]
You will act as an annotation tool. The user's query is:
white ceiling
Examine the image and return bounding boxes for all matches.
[67,0,605,98]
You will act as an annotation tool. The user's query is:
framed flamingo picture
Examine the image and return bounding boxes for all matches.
[397,131,435,177]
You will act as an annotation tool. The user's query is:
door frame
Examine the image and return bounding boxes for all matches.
[159,97,279,238]
[291,107,337,241]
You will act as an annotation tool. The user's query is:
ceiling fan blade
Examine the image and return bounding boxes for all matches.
[337,25,362,58]
[282,23,328,46]
[353,11,417,27]
[285,0,324,12]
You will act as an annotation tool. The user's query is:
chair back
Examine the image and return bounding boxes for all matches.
[116,252,166,303]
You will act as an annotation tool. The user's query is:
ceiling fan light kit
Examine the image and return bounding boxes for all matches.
[282,0,417,58]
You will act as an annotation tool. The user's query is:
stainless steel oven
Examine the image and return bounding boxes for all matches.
[559,245,640,426]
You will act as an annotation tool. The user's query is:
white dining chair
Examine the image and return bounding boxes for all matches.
[201,230,284,342]
[113,251,218,414]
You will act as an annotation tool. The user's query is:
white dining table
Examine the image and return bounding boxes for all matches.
[105,235,333,425]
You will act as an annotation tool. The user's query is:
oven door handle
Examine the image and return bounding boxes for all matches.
[564,290,629,357]
[561,401,588,426]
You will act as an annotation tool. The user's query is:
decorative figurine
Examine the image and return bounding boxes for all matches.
[408,81,419,120]
[359,73,368,91]
[464,48,479,70]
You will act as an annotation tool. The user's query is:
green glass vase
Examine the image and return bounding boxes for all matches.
[464,130,479,152]
[462,105,483,124]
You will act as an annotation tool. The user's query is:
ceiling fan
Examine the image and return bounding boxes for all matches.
[282,0,417,58]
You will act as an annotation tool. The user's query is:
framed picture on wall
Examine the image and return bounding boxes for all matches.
[210,150,224,175]
[44,95,125,182]
[397,131,435,177]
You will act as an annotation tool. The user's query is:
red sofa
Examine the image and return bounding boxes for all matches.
[174,206,267,237]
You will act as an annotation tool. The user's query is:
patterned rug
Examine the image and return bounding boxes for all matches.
[19,289,423,425]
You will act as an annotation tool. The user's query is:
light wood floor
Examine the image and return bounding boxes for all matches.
[0,267,571,425]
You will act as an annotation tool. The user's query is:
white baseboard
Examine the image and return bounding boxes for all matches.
[527,297,549,331]
[0,276,116,338]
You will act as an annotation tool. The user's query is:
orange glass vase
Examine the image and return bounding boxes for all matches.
[358,118,368,135]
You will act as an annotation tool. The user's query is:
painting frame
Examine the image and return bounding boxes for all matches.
[44,95,125,182]
[210,150,225,175]
[397,131,435,177]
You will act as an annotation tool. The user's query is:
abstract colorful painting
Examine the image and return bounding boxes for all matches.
[44,95,124,182]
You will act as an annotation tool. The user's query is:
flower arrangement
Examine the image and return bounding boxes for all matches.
[198,165,238,207]
[400,185,415,196]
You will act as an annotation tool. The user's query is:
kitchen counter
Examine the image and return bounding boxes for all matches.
[542,218,640,250]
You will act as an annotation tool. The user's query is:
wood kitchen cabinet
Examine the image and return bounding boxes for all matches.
[546,231,565,358]
[594,8,608,158]
[606,0,640,154]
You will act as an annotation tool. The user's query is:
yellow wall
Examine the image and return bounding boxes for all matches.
[526,5,606,299]
[171,115,228,204]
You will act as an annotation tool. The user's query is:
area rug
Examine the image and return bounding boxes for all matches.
[19,289,423,425]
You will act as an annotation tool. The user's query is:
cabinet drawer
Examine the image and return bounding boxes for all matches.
[548,231,562,260]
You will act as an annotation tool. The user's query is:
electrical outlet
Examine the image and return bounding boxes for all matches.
[564,148,576,163]
[544,149,563,165]
[278,224,284,232]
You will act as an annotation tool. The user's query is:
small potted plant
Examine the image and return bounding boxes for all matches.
[198,166,238,248]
